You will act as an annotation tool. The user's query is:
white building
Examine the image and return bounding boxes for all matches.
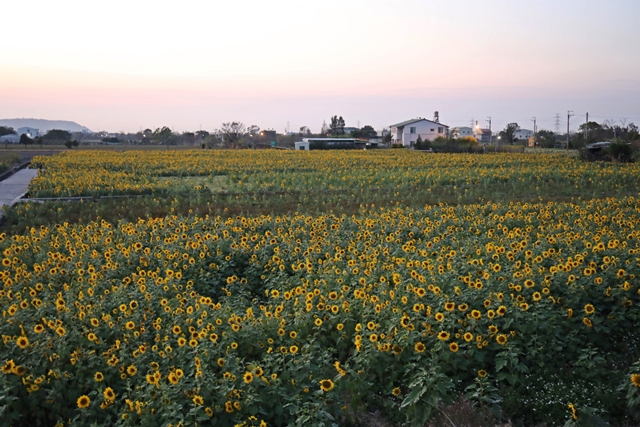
[451,127,474,139]
[295,141,310,150]
[389,118,448,147]
[17,127,39,138]
[514,129,534,141]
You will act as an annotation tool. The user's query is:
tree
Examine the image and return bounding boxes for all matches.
[0,126,16,137]
[320,121,329,136]
[299,126,310,135]
[535,129,557,148]
[180,132,196,145]
[499,123,520,145]
[64,140,79,149]
[329,116,345,136]
[151,127,173,144]
[44,129,72,141]
[20,133,34,147]
[246,125,260,137]
[414,135,424,150]
[220,122,246,147]
[351,125,377,139]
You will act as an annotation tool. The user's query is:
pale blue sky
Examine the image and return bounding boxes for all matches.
[1,0,639,133]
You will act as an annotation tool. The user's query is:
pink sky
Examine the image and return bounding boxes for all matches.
[2,0,639,133]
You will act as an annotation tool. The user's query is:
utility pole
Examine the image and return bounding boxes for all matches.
[585,113,589,142]
[486,117,492,145]
[532,117,537,146]
[567,110,574,151]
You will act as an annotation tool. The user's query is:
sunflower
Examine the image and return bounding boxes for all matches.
[1,361,14,374]
[34,324,45,333]
[449,342,459,353]
[217,358,225,367]
[193,395,204,406]
[94,372,104,382]
[290,345,299,354]
[319,379,334,392]
[444,302,455,312]
[127,365,137,376]
[103,387,116,402]
[435,312,445,322]
[77,395,91,408]
[16,336,29,349]
[414,342,426,353]
[583,317,593,327]
[496,334,508,345]
[243,372,254,384]
[631,373,640,388]
[463,332,473,342]
[496,306,507,316]
[392,387,402,396]
[478,370,488,378]
[584,304,595,315]
[168,373,179,384]
[437,331,450,341]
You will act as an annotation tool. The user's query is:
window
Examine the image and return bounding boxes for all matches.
[430,129,435,132]
[438,127,443,133]
[410,127,416,134]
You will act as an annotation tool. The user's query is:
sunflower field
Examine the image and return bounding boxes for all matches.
[1,150,640,426]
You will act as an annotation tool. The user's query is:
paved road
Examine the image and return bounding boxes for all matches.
[0,168,39,209]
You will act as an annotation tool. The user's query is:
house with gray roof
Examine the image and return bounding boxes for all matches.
[390,118,448,147]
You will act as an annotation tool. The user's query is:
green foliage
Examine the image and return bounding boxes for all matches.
[607,141,633,162]
[151,126,175,145]
[0,127,16,137]
[329,116,345,136]
[19,133,33,147]
[350,125,377,139]
[44,129,72,141]
[536,129,557,148]
[499,123,520,145]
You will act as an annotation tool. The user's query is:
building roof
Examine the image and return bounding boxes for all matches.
[390,118,449,128]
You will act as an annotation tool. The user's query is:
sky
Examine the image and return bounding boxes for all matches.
[1,0,640,134]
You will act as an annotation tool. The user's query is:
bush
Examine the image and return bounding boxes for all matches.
[607,142,634,163]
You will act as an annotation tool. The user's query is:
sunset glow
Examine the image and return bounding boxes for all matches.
[2,0,639,132]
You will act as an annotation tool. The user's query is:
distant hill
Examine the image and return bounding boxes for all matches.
[0,118,92,133]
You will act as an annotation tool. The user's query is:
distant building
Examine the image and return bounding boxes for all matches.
[477,128,492,143]
[390,118,448,147]
[294,138,379,150]
[17,127,39,138]
[451,127,474,139]
[0,134,19,144]
[514,129,534,141]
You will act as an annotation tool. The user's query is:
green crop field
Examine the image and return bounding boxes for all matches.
[1,149,639,427]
